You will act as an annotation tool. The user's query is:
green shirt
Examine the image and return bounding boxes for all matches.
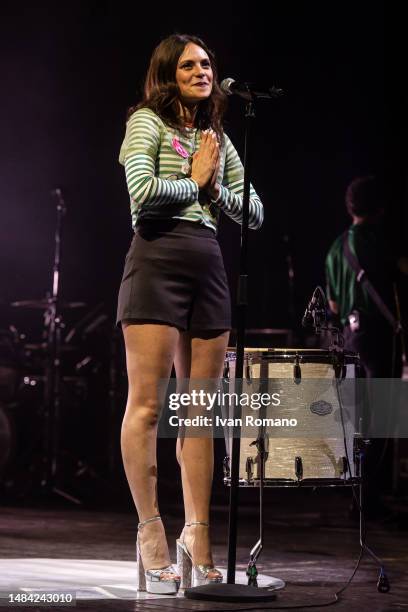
[119,108,263,232]
[325,222,395,326]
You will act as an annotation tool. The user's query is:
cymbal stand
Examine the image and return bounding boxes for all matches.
[42,189,80,504]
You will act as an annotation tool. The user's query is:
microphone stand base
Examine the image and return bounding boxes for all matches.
[184,581,283,602]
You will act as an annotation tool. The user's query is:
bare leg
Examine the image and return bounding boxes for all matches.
[175,330,229,570]
[121,322,179,572]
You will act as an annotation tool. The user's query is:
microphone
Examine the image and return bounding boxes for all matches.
[220,78,284,101]
[302,287,327,329]
[301,297,316,328]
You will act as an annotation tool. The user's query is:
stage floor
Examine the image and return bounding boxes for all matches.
[0,495,407,611]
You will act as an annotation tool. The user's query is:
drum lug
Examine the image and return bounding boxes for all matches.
[223,360,230,382]
[340,456,349,478]
[295,456,303,480]
[245,359,252,384]
[293,354,301,384]
[223,455,230,479]
[245,456,254,483]
[332,351,346,380]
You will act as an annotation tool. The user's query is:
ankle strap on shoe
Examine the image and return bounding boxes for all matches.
[138,515,161,530]
[185,521,209,527]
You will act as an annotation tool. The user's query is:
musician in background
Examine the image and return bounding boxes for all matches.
[326,175,408,515]
[325,175,404,378]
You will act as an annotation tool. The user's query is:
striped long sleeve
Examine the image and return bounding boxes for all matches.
[120,109,199,209]
[214,135,264,230]
[118,107,264,231]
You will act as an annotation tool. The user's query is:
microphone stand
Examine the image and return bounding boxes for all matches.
[227,98,254,584]
[185,95,283,603]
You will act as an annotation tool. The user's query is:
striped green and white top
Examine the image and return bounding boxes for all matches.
[119,107,263,232]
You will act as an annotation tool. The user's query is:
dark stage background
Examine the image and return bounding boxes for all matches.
[0,2,406,506]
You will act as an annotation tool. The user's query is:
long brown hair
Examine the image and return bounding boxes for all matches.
[128,34,227,141]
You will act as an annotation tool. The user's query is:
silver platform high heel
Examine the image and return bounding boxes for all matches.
[136,515,181,594]
[176,521,223,589]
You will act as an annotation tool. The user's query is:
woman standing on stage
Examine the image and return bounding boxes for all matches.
[117,33,263,594]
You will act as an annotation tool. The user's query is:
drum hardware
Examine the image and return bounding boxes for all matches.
[330,349,346,380]
[293,354,301,384]
[245,359,252,384]
[64,303,106,344]
[246,427,268,588]
[340,456,348,477]
[350,433,390,592]
[81,314,109,336]
[7,189,93,504]
[223,455,230,479]
[36,188,73,501]
[1,338,95,501]
[75,356,93,372]
[353,425,368,479]
[0,372,45,484]
[295,456,303,480]
[222,359,230,381]
[306,293,390,592]
[223,345,390,594]
[245,457,254,482]
[68,317,107,375]
[0,310,107,501]
[22,375,40,387]
[224,348,360,485]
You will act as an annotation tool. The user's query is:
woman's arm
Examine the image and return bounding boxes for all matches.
[120,109,199,209]
[210,134,264,230]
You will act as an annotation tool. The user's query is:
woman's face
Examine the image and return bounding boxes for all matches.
[175,43,213,106]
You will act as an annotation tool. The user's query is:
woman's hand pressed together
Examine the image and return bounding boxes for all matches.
[191,130,220,195]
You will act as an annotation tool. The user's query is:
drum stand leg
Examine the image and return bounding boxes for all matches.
[246,434,265,586]
[356,440,390,593]
[246,432,285,590]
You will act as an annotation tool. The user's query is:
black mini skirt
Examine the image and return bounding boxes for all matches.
[116,220,231,332]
